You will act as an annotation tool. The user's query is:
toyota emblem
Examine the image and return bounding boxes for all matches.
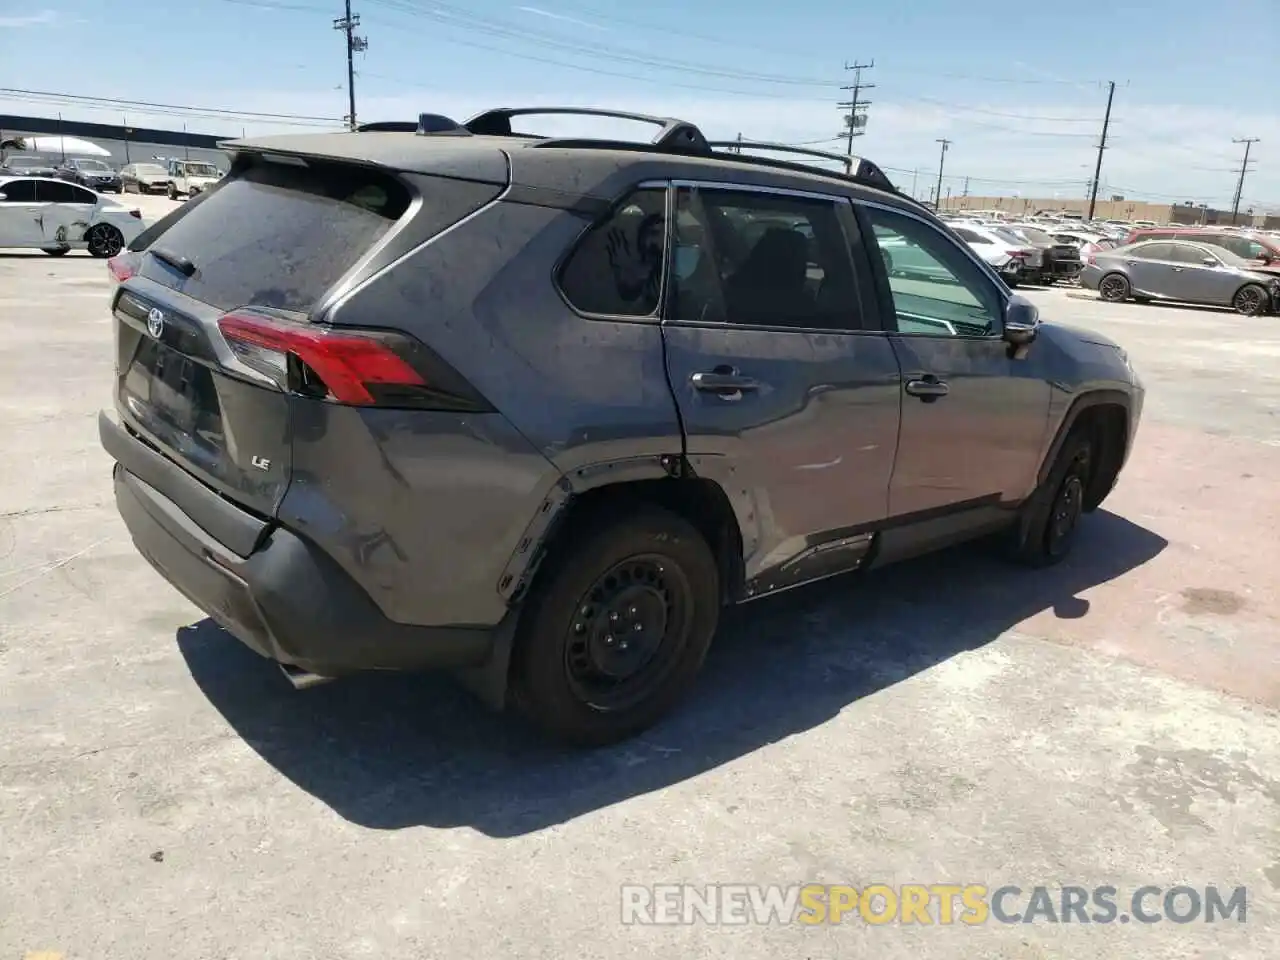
[147,308,165,339]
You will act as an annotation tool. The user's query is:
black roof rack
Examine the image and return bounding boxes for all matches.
[706,140,897,192]
[365,103,901,197]
[707,140,853,174]
[461,106,709,152]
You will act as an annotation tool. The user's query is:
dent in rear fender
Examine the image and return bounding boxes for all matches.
[346,199,684,474]
[278,400,564,628]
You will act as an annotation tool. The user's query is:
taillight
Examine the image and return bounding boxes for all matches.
[107,253,136,282]
[216,310,491,411]
[1009,250,1029,259]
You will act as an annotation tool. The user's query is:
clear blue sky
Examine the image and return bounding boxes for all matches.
[2,0,1277,207]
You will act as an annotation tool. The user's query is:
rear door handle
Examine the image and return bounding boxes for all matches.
[904,376,949,402]
[691,370,761,394]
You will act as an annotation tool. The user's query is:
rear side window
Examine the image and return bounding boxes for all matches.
[137,158,410,312]
[1134,243,1176,260]
[1167,244,1212,264]
[559,187,667,317]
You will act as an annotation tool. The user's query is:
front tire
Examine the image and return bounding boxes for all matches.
[1233,283,1268,316]
[167,182,178,200]
[85,223,123,259]
[510,506,720,746]
[1098,272,1130,302]
[1009,432,1094,567]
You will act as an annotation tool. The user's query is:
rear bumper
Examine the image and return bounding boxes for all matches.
[101,410,502,676]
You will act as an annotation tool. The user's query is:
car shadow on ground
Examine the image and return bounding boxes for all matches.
[178,509,1166,837]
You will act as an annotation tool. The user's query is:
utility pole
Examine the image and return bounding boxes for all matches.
[1230,137,1260,225]
[1086,81,1116,221]
[838,60,874,157]
[933,138,950,211]
[910,168,919,199]
[962,176,970,197]
[334,0,368,129]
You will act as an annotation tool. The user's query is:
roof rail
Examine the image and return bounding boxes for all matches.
[706,140,897,192]
[707,140,853,174]
[367,104,901,197]
[462,106,709,152]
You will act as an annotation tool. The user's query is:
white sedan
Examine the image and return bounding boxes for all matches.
[0,175,145,258]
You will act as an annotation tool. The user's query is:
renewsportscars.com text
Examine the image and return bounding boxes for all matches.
[621,883,1247,926]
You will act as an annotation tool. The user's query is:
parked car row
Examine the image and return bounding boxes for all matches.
[941,216,1083,287]
[0,154,225,200]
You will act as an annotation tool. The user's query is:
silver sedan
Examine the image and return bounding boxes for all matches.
[1079,239,1279,315]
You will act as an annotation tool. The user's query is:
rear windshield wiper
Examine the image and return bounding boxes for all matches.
[150,246,197,277]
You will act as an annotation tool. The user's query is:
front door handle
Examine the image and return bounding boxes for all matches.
[904,376,949,402]
[691,368,761,397]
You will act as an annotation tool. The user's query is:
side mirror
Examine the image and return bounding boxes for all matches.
[1202,257,1218,267]
[1004,297,1039,348]
[1259,254,1274,265]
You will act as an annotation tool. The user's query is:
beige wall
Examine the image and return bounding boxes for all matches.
[938,195,1273,227]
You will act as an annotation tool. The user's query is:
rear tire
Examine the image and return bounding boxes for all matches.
[1098,272,1130,302]
[1009,432,1094,568]
[85,223,123,259]
[510,506,720,746]
[1233,283,1268,316]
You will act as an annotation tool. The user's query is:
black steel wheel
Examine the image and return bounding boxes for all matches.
[1045,458,1087,560]
[1098,273,1130,302]
[1009,432,1094,567]
[1232,284,1268,316]
[511,506,719,746]
[85,223,123,259]
[563,554,693,712]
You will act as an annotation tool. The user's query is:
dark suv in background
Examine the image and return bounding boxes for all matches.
[100,107,1144,745]
[56,157,122,193]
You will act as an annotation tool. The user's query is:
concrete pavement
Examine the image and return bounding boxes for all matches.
[0,260,1276,959]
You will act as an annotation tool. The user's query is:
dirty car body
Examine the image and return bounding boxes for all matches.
[100,109,1144,743]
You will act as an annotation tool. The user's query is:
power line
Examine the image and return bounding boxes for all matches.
[1086,80,1116,220]
[900,95,1100,123]
[0,87,342,125]
[364,0,834,87]
[1231,137,1260,225]
[333,0,368,128]
[838,60,874,157]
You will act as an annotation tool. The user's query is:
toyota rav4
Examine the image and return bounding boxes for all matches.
[100,107,1144,745]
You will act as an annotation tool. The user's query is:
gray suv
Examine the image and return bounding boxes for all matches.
[99,107,1144,745]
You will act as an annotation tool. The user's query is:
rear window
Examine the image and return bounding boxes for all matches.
[137,158,410,312]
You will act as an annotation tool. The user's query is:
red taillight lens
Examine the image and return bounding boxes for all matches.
[218,311,426,406]
[107,253,136,282]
